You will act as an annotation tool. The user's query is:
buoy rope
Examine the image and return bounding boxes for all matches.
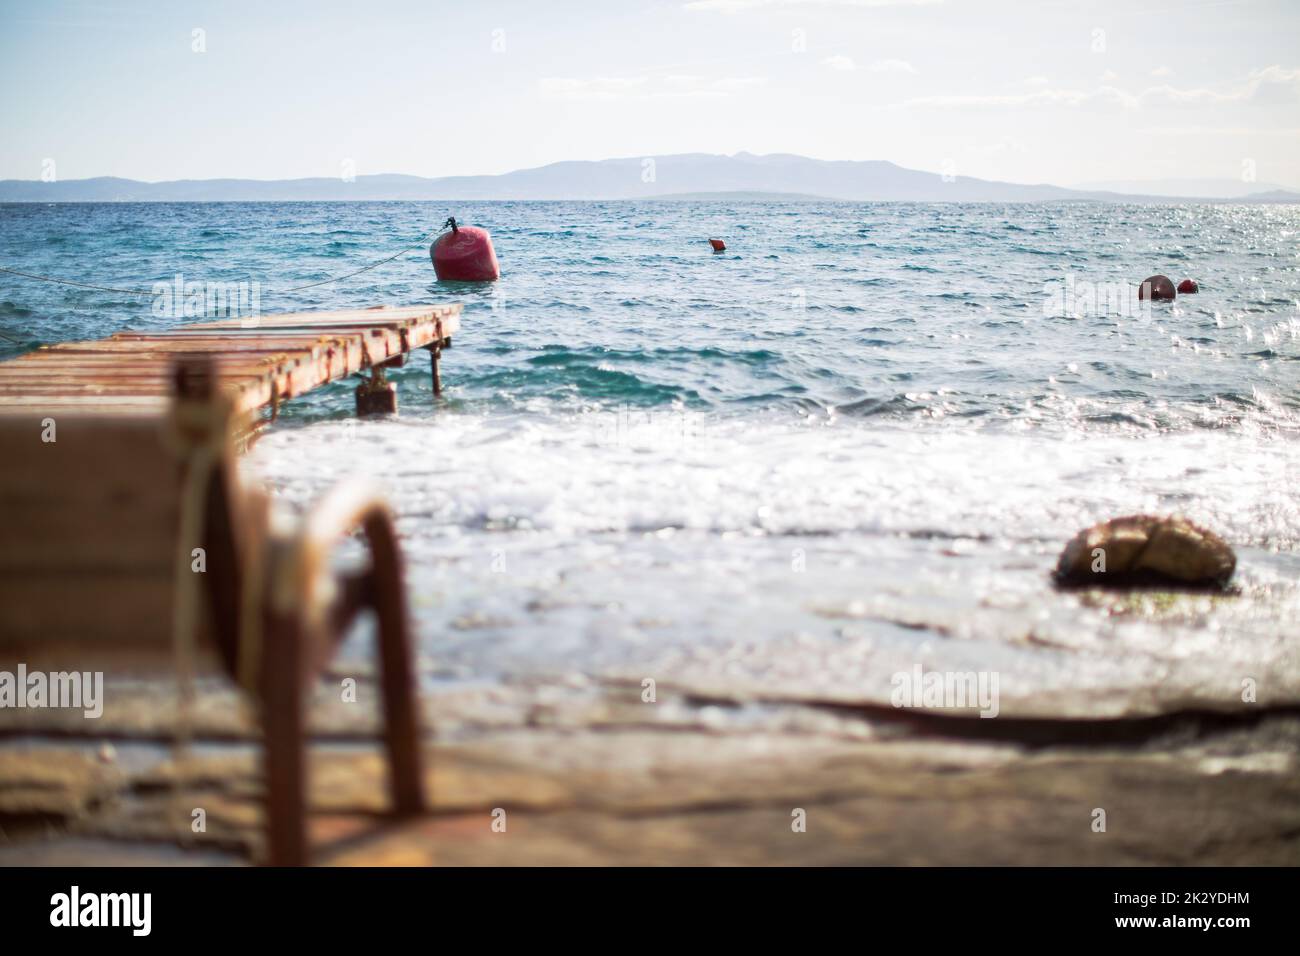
[0,223,446,299]
[280,225,442,293]
[0,265,154,296]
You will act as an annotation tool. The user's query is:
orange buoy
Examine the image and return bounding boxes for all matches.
[431,217,500,281]
[1138,274,1176,301]
[1177,278,1199,294]
[709,238,726,252]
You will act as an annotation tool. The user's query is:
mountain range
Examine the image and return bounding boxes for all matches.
[2,153,1296,203]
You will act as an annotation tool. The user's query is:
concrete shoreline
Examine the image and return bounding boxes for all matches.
[3,674,1297,866]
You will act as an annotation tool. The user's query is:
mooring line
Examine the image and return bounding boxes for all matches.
[0,265,154,296]
[279,225,441,293]
[0,224,445,299]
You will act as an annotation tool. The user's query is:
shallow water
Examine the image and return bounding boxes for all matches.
[2,200,1298,716]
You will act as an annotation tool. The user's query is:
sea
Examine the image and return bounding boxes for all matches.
[2,200,1297,719]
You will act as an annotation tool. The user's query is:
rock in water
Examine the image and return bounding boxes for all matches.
[1054,515,1236,590]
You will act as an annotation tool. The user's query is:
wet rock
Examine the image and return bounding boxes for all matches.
[1054,514,1235,591]
[1138,274,1177,301]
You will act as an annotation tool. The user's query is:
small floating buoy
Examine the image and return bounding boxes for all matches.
[709,238,726,252]
[431,216,500,281]
[1177,278,1199,294]
[1138,274,1176,301]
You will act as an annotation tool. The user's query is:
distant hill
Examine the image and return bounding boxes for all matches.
[2,153,1298,203]
[1237,188,1300,202]
[646,190,836,202]
[1075,176,1300,200]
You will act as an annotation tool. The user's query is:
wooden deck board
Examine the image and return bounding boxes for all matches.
[0,303,461,417]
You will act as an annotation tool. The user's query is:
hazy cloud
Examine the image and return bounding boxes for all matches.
[1142,65,1299,106]
[871,59,917,74]
[539,74,765,101]
[537,77,649,101]
[903,65,1299,111]
[686,0,941,11]
[821,56,915,74]
[904,86,1139,110]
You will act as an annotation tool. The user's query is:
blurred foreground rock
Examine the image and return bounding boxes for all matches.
[1055,515,1236,591]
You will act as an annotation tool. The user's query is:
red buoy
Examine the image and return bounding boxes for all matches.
[1138,274,1176,301]
[431,219,499,281]
[1177,278,1199,294]
[709,238,726,252]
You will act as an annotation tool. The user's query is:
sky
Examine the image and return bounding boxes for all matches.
[1,0,1298,188]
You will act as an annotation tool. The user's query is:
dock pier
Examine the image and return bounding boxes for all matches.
[0,303,461,421]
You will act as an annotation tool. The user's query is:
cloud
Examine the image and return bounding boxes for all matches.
[973,138,1028,156]
[901,65,1300,111]
[871,58,917,74]
[707,76,767,93]
[1150,65,1174,78]
[685,0,941,11]
[822,56,915,74]
[1140,65,1300,106]
[904,86,1139,110]
[1233,64,1300,103]
[1024,75,1049,87]
[537,77,649,101]
[1145,125,1300,136]
[1137,83,1226,107]
[539,75,765,101]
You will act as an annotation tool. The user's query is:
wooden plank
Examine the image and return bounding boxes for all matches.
[0,573,177,649]
[0,395,173,408]
[0,374,270,386]
[0,355,285,368]
[191,304,457,329]
[46,339,331,352]
[0,414,179,571]
[1,366,256,381]
[0,369,273,381]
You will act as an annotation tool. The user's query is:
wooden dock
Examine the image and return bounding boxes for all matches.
[0,303,461,418]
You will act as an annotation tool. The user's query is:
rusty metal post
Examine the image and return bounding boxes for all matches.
[429,316,445,399]
[355,365,397,417]
[262,607,307,866]
[363,511,425,815]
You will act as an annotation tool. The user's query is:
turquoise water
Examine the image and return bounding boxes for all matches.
[2,201,1298,715]
[3,200,1297,428]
